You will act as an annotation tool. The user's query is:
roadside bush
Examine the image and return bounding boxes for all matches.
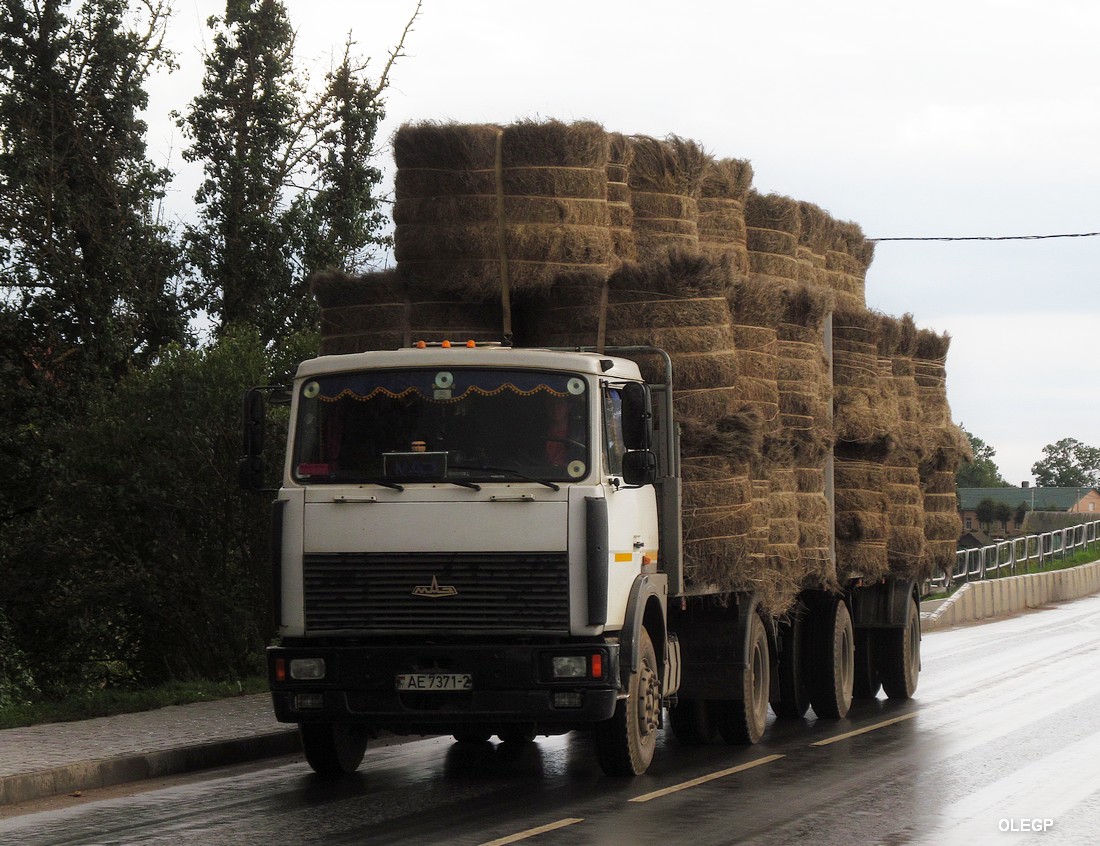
[0,329,315,697]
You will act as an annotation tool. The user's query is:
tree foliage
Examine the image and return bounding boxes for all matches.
[0,0,187,378]
[0,0,188,530]
[975,497,998,533]
[955,425,1009,488]
[1031,438,1100,488]
[0,0,419,703]
[0,330,315,695]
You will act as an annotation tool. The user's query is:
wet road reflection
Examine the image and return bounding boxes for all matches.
[4,595,1100,845]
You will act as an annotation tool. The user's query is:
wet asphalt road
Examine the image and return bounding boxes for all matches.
[4,594,1100,846]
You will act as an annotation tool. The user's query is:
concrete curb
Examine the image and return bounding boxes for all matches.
[0,728,300,807]
[920,559,1100,632]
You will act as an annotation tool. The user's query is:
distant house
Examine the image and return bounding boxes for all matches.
[957,486,1100,534]
[957,529,993,550]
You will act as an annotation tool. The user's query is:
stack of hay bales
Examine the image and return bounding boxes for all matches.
[796,202,831,288]
[393,120,614,304]
[878,314,929,579]
[830,307,896,581]
[312,269,503,355]
[698,158,752,274]
[627,135,709,263]
[775,284,836,587]
[310,116,969,605]
[914,329,970,579]
[607,132,636,264]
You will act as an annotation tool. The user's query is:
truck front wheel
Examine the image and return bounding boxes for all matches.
[595,627,661,776]
[300,722,369,777]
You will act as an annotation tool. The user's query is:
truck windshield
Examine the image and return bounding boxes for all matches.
[293,368,590,485]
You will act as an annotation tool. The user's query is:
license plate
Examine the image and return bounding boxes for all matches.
[396,673,472,691]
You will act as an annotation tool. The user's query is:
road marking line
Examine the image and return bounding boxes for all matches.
[478,818,585,845]
[810,712,918,747]
[628,754,785,803]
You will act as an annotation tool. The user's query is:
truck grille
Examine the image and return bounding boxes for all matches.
[303,552,570,634]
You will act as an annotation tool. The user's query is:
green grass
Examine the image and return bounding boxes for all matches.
[0,676,269,731]
[924,545,1100,601]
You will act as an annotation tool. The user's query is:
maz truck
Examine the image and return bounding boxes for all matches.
[242,341,922,777]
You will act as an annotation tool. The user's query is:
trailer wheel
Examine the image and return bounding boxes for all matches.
[771,606,810,719]
[853,628,882,699]
[669,698,717,745]
[809,598,854,719]
[595,627,660,776]
[299,722,368,776]
[881,597,920,699]
[715,610,770,744]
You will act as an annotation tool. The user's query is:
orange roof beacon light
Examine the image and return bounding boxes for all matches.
[441,340,451,348]
[466,340,476,348]
[416,340,426,348]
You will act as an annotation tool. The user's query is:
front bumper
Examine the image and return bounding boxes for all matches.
[267,642,621,733]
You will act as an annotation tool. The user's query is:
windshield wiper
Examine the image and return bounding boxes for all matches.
[445,480,481,491]
[369,480,404,491]
[451,464,560,491]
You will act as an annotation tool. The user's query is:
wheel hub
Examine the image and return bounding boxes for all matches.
[637,662,661,737]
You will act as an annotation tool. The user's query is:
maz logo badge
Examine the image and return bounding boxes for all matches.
[412,575,458,598]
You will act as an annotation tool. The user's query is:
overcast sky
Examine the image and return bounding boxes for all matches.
[149,0,1100,486]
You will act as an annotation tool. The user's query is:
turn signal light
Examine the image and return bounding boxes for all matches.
[590,652,603,679]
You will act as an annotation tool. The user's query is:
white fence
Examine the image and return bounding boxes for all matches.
[928,520,1100,592]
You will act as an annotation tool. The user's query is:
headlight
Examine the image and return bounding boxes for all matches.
[551,655,588,679]
[290,658,326,680]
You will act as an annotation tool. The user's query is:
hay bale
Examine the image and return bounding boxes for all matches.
[744,192,801,285]
[796,202,832,286]
[834,457,889,580]
[832,308,900,449]
[698,158,753,273]
[821,219,874,311]
[680,409,763,466]
[628,135,710,262]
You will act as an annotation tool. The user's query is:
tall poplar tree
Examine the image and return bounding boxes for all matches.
[0,0,186,382]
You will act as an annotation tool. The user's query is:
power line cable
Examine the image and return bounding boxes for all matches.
[871,231,1100,242]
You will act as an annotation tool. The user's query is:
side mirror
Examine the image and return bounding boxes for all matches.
[240,388,266,490]
[622,450,657,487]
[242,388,265,456]
[620,382,652,451]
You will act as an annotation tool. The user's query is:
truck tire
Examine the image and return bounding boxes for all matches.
[771,607,810,719]
[595,627,661,776]
[809,598,854,719]
[715,610,771,744]
[452,729,493,743]
[669,699,717,745]
[497,725,536,744]
[299,722,369,776]
[880,597,920,699]
[853,628,881,699]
